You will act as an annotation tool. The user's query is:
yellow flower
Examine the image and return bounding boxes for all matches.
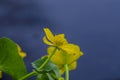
[47,44,83,74]
[43,28,68,48]
[0,44,26,79]
[17,44,26,58]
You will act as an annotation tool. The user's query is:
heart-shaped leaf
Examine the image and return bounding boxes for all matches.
[0,37,27,80]
[32,56,61,80]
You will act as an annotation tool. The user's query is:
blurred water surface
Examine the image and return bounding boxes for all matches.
[0,0,120,80]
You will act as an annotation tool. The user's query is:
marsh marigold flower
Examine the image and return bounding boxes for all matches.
[47,44,83,74]
[0,44,26,79]
[17,44,26,58]
[43,28,83,74]
[43,28,68,48]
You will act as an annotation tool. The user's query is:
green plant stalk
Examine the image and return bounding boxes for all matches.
[19,71,37,80]
[64,64,69,80]
[19,47,57,80]
[38,47,57,70]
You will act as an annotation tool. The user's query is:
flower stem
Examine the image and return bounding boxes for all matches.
[19,71,37,80]
[64,64,69,80]
[38,47,57,70]
[19,47,57,80]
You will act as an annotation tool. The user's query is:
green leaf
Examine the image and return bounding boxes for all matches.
[0,37,27,80]
[36,73,48,80]
[32,56,61,80]
[32,56,56,71]
[46,73,54,80]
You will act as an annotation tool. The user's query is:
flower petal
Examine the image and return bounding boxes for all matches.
[16,44,21,51]
[48,47,64,64]
[59,50,81,64]
[43,28,54,42]
[48,46,82,65]
[60,44,82,55]
[48,44,83,64]
[43,37,54,46]
[68,61,77,71]
[19,52,26,58]
[54,34,68,46]
[17,44,27,58]
[60,44,83,64]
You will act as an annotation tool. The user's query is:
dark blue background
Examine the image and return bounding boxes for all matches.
[0,0,120,80]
